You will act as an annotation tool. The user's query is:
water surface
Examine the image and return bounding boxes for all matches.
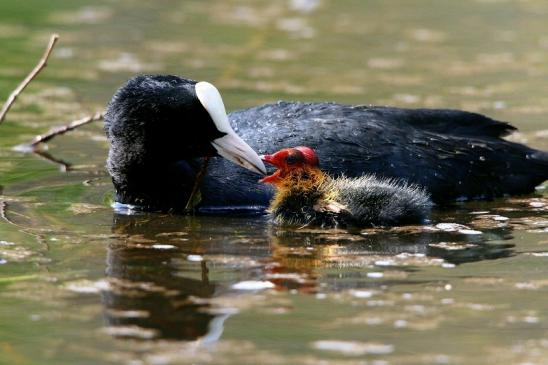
[0,1,547,364]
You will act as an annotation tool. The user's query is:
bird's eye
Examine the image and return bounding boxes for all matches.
[286,154,299,165]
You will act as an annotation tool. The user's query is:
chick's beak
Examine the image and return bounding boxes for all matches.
[260,154,275,166]
[259,153,283,184]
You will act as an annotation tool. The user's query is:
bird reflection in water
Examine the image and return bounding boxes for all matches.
[105,213,223,342]
[104,209,516,341]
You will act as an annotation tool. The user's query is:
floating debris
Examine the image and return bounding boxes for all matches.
[458,229,482,235]
[429,242,478,250]
[510,217,548,231]
[434,223,482,235]
[529,252,548,257]
[435,223,469,231]
[312,340,394,356]
[232,280,275,290]
[470,214,510,229]
[155,232,188,237]
[64,279,110,294]
[350,290,375,299]
[367,272,384,278]
[266,272,309,284]
[507,197,548,211]
[375,260,394,266]
[151,244,176,250]
[101,325,158,339]
[515,280,548,290]
[105,309,149,319]
[187,254,203,262]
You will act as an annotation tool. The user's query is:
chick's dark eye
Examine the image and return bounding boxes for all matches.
[285,154,299,165]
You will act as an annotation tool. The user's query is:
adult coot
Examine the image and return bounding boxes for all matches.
[104,75,548,212]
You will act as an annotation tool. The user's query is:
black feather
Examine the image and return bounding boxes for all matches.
[269,174,432,228]
[104,75,548,212]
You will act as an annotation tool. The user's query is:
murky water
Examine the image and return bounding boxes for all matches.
[1,0,548,364]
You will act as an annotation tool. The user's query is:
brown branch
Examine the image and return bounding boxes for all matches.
[0,200,16,226]
[32,150,72,172]
[0,34,59,124]
[184,156,210,212]
[0,199,49,252]
[26,111,104,147]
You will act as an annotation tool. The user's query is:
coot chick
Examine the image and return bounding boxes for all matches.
[261,147,432,228]
[105,75,548,212]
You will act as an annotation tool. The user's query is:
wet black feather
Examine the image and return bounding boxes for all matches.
[104,75,548,212]
[270,174,432,228]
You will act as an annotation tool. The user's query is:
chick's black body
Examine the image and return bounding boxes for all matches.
[270,174,432,228]
[105,75,548,212]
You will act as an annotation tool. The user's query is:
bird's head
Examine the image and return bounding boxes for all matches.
[260,146,330,217]
[260,146,321,186]
[105,75,266,176]
[104,75,266,210]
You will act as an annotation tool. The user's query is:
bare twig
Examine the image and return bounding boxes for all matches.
[0,34,59,124]
[0,199,49,252]
[26,111,104,147]
[32,150,72,172]
[13,111,104,172]
[184,156,210,212]
[0,200,16,226]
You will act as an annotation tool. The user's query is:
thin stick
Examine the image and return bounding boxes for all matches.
[184,156,210,212]
[0,34,60,124]
[0,199,48,251]
[26,111,104,147]
[0,200,16,226]
[32,150,72,172]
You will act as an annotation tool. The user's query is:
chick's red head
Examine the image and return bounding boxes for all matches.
[260,146,319,184]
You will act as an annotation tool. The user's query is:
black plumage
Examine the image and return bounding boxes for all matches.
[105,75,222,211]
[269,173,432,228]
[104,75,548,212]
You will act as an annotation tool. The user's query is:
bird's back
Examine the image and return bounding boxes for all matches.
[329,175,432,226]
[225,102,548,205]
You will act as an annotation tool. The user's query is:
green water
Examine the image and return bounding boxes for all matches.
[1,0,547,364]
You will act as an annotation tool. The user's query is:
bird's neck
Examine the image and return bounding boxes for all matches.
[269,166,332,213]
[109,156,201,212]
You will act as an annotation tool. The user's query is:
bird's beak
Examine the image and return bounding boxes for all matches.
[260,153,285,169]
[259,169,281,184]
[211,132,267,175]
[260,154,275,166]
[259,153,283,183]
[195,81,266,175]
